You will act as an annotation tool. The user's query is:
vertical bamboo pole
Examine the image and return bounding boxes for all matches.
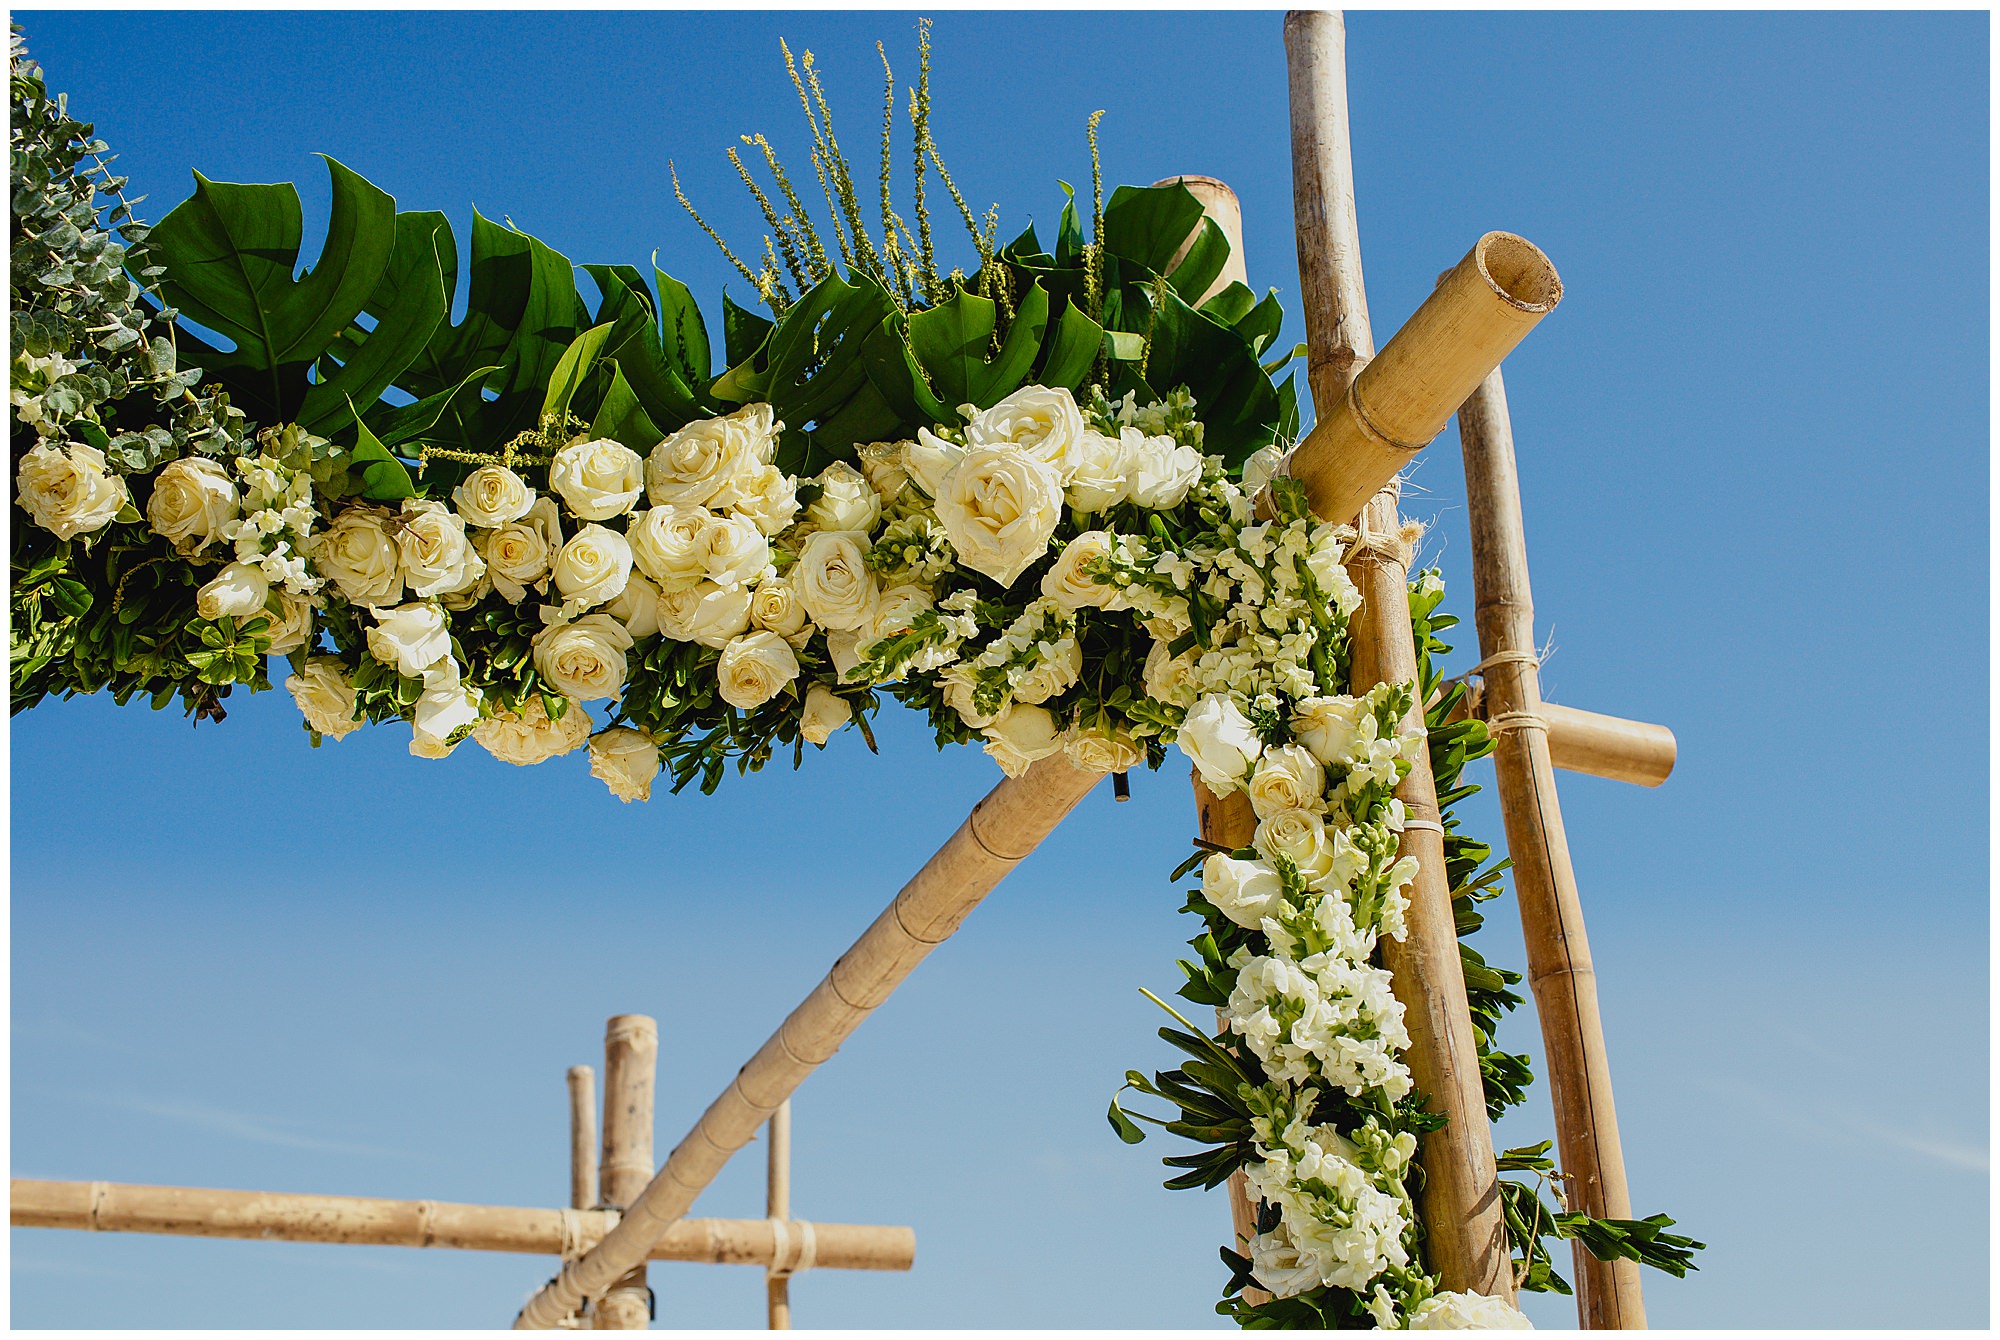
[1284,9,1515,1301]
[1456,368,1646,1327]
[596,1016,658,1330]
[765,1100,792,1330]
[569,1066,599,1214]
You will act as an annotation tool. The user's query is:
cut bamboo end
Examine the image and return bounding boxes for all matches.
[1151,174,1250,303]
[1445,685,1677,788]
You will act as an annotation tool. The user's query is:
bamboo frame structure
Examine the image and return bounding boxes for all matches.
[513,753,1104,1327]
[1447,687,1677,789]
[766,1100,793,1330]
[597,1015,659,1328]
[569,1065,598,1214]
[9,1179,915,1271]
[1456,367,1645,1326]
[1283,9,1525,1300]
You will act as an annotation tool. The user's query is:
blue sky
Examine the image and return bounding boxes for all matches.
[9,9,1988,1329]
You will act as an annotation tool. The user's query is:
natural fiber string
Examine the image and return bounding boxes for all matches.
[1468,648,1541,677]
[767,1217,819,1277]
[1486,710,1549,736]
[1398,817,1446,836]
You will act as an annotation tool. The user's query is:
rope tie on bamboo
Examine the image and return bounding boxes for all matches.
[1398,817,1446,836]
[1486,710,1549,737]
[1467,648,1541,677]
[556,1207,593,1261]
[1344,514,1424,569]
[767,1217,818,1277]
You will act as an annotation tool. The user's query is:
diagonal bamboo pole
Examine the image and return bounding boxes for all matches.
[513,754,1103,1327]
[1283,8,1519,1300]
[596,1015,659,1329]
[1455,367,1646,1327]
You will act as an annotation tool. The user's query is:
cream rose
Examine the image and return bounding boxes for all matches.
[286,657,362,740]
[1247,743,1328,819]
[549,437,644,520]
[366,602,453,678]
[195,560,269,622]
[16,442,127,541]
[473,696,593,766]
[1292,694,1368,767]
[903,427,966,498]
[799,684,852,745]
[589,727,660,802]
[551,523,633,610]
[940,666,998,729]
[1013,639,1082,706]
[1040,530,1121,611]
[728,463,800,536]
[413,662,482,744]
[146,455,239,557]
[1126,432,1203,510]
[804,460,882,534]
[1404,1293,1534,1330]
[701,511,772,589]
[603,570,661,638]
[646,403,778,508]
[1202,854,1285,930]
[477,497,563,604]
[825,627,865,684]
[263,588,314,655]
[451,464,535,528]
[396,498,485,597]
[982,702,1064,778]
[409,729,460,759]
[656,580,754,648]
[1063,724,1144,774]
[1253,808,1341,887]
[1064,429,1134,512]
[856,439,912,502]
[532,613,635,702]
[869,583,934,642]
[716,630,800,710]
[964,385,1086,481]
[1143,638,1197,707]
[1178,693,1264,793]
[627,505,713,591]
[793,530,878,631]
[314,505,404,607]
[748,577,810,642]
[933,446,1064,587]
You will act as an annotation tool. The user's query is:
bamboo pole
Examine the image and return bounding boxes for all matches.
[570,1066,599,1214]
[597,1015,658,1330]
[9,1179,916,1270]
[1152,175,1250,302]
[514,753,1103,1328]
[1456,367,1646,1327]
[1284,9,1516,1301]
[766,1099,792,1330]
[1447,686,1677,788]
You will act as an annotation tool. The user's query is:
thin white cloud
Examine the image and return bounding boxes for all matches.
[27,1088,413,1161]
[1693,1075,1988,1173]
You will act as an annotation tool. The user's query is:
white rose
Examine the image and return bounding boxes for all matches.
[532,613,634,702]
[1126,431,1203,510]
[1202,854,1285,930]
[263,587,314,655]
[981,702,1063,778]
[1065,429,1135,512]
[366,602,452,678]
[285,657,361,740]
[1240,444,1287,495]
[1178,693,1264,793]
[868,582,934,642]
[628,504,714,591]
[716,630,800,709]
[1039,529,1121,611]
[730,463,800,535]
[656,580,754,648]
[313,505,403,607]
[941,666,998,729]
[805,460,882,534]
[1292,694,1368,767]
[551,523,633,609]
[146,455,239,557]
[15,442,127,541]
[793,530,878,631]
[1013,639,1082,706]
[856,439,912,501]
[964,385,1086,481]
[589,727,660,803]
[909,424,975,496]
[413,662,482,744]
[748,577,810,642]
[1247,743,1328,819]
[934,446,1064,587]
[195,560,269,621]
[1063,724,1143,774]
[646,403,778,508]
[477,497,563,604]
[799,684,852,745]
[409,729,460,759]
[396,498,485,597]
[1143,638,1197,706]
[701,511,772,589]
[603,569,661,639]
[473,696,593,766]
[451,464,535,528]
[1404,1292,1534,1330]
[1253,808,1343,887]
[825,627,865,684]
[549,437,644,520]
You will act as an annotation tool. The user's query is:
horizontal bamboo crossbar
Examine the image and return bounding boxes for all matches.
[10,1179,915,1272]
[1444,685,1677,787]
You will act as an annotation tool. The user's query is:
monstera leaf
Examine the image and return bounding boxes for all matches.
[904,281,1051,412]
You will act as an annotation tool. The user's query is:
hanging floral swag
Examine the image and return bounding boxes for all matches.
[8,25,1696,1328]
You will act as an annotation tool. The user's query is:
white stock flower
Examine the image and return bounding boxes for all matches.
[701,511,771,588]
[549,437,644,520]
[657,580,754,648]
[146,455,239,557]
[195,560,270,621]
[1202,854,1285,929]
[451,464,535,527]
[1127,432,1203,510]
[1065,429,1135,512]
[805,460,882,534]
[286,658,361,739]
[793,530,878,630]
[934,446,1064,587]
[1063,724,1143,774]
[314,505,404,607]
[1178,694,1265,793]
[589,727,660,802]
[551,523,633,609]
[1404,1293,1534,1330]
[903,426,967,498]
[474,696,593,766]
[646,403,778,508]
[799,683,853,745]
[365,602,452,678]
[628,504,713,591]
[477,497,563,604]
[729,463,801,535]
[1292,695,1368,767]
[603,570,661,638]
[16,442,126,541]
[982,702,1063,778]
[1040,530,1121,611]
[1248,743,1328,819]
[964,385,1087,480]
[532,613,635,702]
[748,577,810,642]
[941,666,998,729]
[263,587,315,655]
[717,630,801,709]
[1013,638,1082,706]
[396,498,486,597]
